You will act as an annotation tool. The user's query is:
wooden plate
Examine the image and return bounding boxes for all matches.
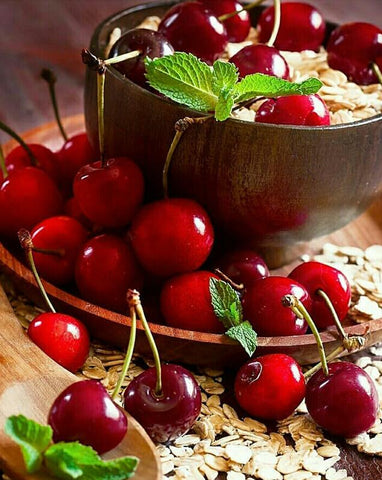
[1,115,382,367]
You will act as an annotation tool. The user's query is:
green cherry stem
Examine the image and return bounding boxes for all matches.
[304,345,345,379]
[40,69,68,142]
[0,120,37,166]
[218,0,267,22]
[267,0,281,47]
[0,144,8,179]
[104,50,141,66]
[372,62,382,86]
[97,72,106,167]
[17,229,56,314]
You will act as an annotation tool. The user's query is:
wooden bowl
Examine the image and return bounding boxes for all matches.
[84,1,382,267]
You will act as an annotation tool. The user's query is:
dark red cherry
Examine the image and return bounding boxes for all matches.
[28,312,90,372]
[216,248,269,287]
[306,362,379,437]
[48,380,127,454]
[327,22,382,85]
[75,234,143,313]
[256,94,330,126]
[129,198,214,278]
[257,2,325,52]
[288,261,351,329]
[73,157,144,228]
[160,270,224,333]
[230,44,290,79]
[201,0,251,43]
[158,1,228,64]
[30,215,88,286]
[242,276,311,336]
[109,28,174,87]
[124,364,201,443]
[235,353,306,420]
[64,196,93,230]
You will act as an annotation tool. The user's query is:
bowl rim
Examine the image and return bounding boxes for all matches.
[90,0,382,132]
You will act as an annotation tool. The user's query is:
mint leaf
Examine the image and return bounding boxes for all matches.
[209,278,242,328]
[215,91,235,121]
[212,60,238,96]
[78,457,139,480]
[233,74,323,103]
[226,321,257,357]
[145,53,217,112]
[4,415,53,473]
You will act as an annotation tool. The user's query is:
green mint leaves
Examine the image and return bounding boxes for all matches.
[5,415,138,480]
[209,278,257,356]
[145,52,322,121]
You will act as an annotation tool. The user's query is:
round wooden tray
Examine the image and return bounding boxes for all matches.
[1,115,382,367]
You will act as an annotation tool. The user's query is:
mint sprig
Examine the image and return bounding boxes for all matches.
[145,52,322,121]
[209,278,257,356]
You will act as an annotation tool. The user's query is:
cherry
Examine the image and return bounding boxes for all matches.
[64,196,93,230]
[288,261,351,329]
[242,276,311,336]
[109,28,174,87]
[201,0,251,43]
[158,1,228,64]
[48,380,127,454]
[73,157,144,228]
[230,44,290,79]
[129,198,214,278]
[306,362,379,437]
[215,248,270,288]
[255,94,330,126]
[235,353,306,420]
[75,234,143,313]
[327,22,382,85]
[160,271,224,333]
[257,2,326,52]
[29,215,88,286]
[124,363,201,443]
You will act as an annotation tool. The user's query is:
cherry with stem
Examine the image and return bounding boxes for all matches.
[0,120,37,166]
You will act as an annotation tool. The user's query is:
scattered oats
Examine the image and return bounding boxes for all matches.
[277,452,303,474]
[174,434,201,447]
[302,450,340,474]
[207,395,221,407]
[357,433,382,455]
[223,403,239,419]
[136,15,161,31]
[227,472,245,480]
[199,463,219,480]
[243,417,268,433]
[316,445,340,458]
[162,460,175,475]
[355,356,372,368]
[284,472,313,480]
[256,465,283,480]
[203,367,224,377]
[225,444,252,464]
[365,245,382,262]
[213,434,241,446]
[325,468,350,480]
[204,453,229,472]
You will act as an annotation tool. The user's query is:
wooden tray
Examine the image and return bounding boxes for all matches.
[1,115,382,367]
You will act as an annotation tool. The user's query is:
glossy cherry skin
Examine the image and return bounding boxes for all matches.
[327,22,382,85]
[257,2,326,52]
[256,94,330,126]
[288,261,351,329]
[124,364,201,443]
[48,380,127,454]
[75,234,143,313]
[73,157,144,228]
[306,362,379,437]
[235,353,306,420]
[158,1,228,64]
[216,248,269,288]
[0,167,63,239]
[30,216,88,286]
[201,0,251,43]
[109,28,174,87]
[230,44,290,79]
[160,271,224,333]
[28,312,90,372]
[242,276,311,336]
[129,198,214,278]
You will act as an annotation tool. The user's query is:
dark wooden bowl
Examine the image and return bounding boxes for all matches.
[84,1,382,267]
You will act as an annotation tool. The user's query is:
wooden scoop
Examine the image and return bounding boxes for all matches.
[0,284,161,480]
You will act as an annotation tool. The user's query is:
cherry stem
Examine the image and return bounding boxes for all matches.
[40,69,68,142]
[372,62,382,86]
[267,0,281,47]
[97,72,106,167]
[282,294,329,376]
[218,0,267,22]
[104,50,141,65]
[163,115,213,198]
[17,229,56,314]
[0,145,8,179]
[0,120,37,166]
[214,268,244,291]
[31,246,65,257]
[304,345,345,379]
[112,291,137,400]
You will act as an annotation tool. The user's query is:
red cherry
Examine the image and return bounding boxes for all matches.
[73,157,144,228]
[28,312,90,372]
[256,94,330,126]
[160,270,224,333]
[64,196,93,230]
[288,261,351,329]
[235,353,306,420]
[48,380,127,454]
[129,198,214,278]
[306,362,379,437]
[242,276,311,336]
[257,2,326,52]
[124,364,201,443]
[75,234,143,313]
[230,44,290,79]
[158,1,228,64]
[327,22,382,85]
[30,216,88,286]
